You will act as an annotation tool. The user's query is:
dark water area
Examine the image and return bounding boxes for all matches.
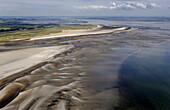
[81,17,170,30]
[2,16,170,30]
[119,42,170,110]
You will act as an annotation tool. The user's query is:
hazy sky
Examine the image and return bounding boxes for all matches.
[0,0,170,16]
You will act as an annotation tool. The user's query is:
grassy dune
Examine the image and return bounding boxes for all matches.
[0,24,96,42]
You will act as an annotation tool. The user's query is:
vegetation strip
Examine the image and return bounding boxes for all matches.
[0,24,96,43]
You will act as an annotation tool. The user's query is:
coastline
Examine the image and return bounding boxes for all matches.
[30,26,131,41]
[0,25,136,81]
[0,25,136,109]
[0,25,134,84]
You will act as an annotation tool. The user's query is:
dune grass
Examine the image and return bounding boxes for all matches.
[0,24,96,43]
[0,28,11,30]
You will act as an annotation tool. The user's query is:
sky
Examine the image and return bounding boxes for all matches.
[0,0,170,16]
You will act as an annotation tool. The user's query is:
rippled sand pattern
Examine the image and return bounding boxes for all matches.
[0,27,170,110]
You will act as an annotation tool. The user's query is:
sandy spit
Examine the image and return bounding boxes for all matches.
[30,26,128,41]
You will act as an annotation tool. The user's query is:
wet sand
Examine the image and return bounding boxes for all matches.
[0,45,74,80]
[0,25,170,110]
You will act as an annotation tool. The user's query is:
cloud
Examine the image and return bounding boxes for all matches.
[110,2,159,10]
[0,0,169,16]
[75,1,159,10]
[75,5,108,10]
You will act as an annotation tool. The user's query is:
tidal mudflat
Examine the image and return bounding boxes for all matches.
[0,25,170,110]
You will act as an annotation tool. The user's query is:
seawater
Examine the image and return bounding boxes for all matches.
[119,41,170,110]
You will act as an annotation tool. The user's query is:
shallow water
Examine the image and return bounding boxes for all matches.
[82,19,170,30]
[119,41,170,110]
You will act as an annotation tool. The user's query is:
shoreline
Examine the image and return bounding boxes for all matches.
[10,25,102,42]
[0,25,134,82]
[0,25,136,109]
[0,25,136,46]
[30,26,132,41]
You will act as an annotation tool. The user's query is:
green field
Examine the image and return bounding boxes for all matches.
[0,28,11,30]
[0,24,96,43]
